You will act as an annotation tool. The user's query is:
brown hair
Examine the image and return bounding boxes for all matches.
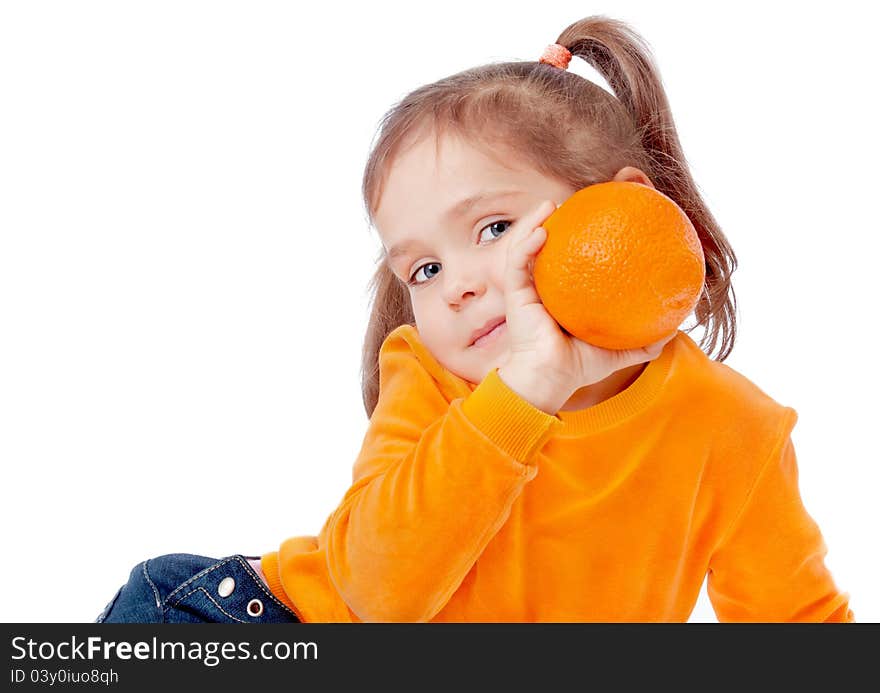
[359,15,738,418]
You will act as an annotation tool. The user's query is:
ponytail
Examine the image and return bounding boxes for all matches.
[558,17,738,361]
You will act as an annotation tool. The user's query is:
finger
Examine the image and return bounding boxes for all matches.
[585,335,667,372]
[522,199,558,236]
[506,199,556,246]
[504,199,564,317]
[505,200,556,290]
[645,331,677,352]
[505,226,548,310]
[511,223,548,278]
[630,333,675,362]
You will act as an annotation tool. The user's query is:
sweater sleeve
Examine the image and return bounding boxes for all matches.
[707,410,854,622]
[321,330,561,622]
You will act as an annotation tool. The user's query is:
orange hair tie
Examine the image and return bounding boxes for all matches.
[539,43,572,70]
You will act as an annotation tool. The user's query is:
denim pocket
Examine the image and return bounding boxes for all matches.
[165,585,250,623]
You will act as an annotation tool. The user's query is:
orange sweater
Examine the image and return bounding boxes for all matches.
[261,325,853,622]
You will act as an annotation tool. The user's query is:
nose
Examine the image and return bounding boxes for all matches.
[442,263,487,308]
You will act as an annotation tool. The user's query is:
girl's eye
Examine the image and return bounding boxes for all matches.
[478,220,512,242]
[407,220,512,286]
[409,262,441,285]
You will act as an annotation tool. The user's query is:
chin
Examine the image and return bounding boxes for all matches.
[438,358,478,385]
[472,358,506,385]
[439,347,509,386]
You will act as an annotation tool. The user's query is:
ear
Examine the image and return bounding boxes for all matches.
[612,166,655,189]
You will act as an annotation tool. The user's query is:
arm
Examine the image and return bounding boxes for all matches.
[321,332,561,622]
[707,411,854,622]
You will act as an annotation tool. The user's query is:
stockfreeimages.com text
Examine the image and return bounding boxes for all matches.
[11,635,317,667]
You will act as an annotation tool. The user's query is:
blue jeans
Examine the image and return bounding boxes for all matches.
[96,553,300,623]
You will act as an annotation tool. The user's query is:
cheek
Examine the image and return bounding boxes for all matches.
[410,294,431,328]
[412,298,445,339]
[412,299,462,359]
[489,243,511,285]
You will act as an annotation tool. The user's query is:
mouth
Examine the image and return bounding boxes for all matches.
[470,319,507,348]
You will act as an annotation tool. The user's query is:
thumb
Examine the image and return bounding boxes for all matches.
[606,332,675,370]
[637,332,676,359]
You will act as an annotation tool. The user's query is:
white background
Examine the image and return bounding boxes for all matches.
[1,0,876,623]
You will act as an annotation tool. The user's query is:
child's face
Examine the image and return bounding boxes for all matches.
[374,130,577,384]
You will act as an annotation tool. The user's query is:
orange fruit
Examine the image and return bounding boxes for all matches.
[533,181,705,350]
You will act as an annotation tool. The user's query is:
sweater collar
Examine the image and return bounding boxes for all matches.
[553,333,678,436]
[403,322,678,436]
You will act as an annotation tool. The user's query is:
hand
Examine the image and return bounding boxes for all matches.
[497,199,676,413]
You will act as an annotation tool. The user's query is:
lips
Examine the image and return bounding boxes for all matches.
[469,316,506,346]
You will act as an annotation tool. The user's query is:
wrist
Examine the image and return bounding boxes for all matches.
[496,363,569,415]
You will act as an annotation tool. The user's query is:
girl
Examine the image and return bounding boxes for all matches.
[96,15,853,623]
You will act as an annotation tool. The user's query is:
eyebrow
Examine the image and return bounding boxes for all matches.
[385,189,525,264]
[443,189,524,220]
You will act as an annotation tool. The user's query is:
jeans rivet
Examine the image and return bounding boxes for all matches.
[247,599,264,617]
[218,577,235,598]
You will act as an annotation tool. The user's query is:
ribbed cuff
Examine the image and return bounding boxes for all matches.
[461,368,561,463]
[259,552,298,613]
